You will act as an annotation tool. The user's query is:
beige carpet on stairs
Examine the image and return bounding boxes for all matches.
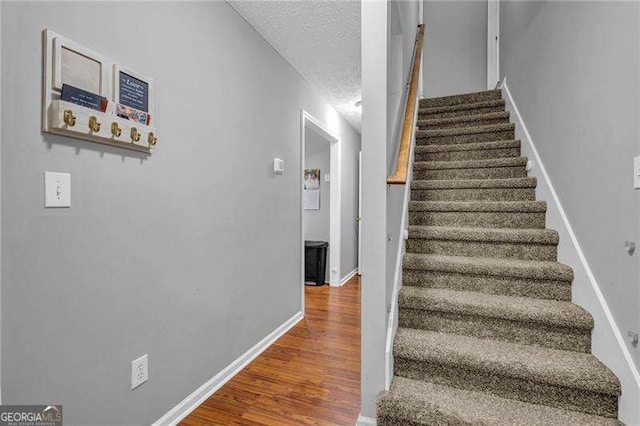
[377,89,623,425]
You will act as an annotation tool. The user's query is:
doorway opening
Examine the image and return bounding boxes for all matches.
[300,110,342,312]
[487,0,500,89]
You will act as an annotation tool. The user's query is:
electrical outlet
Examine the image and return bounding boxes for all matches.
[131,354,148,390]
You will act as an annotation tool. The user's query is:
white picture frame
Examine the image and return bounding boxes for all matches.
[51,33,109,96]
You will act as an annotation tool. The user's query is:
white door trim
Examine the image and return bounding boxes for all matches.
[300,110,342,301]
[487,0,500,89]
[357,150,362,275]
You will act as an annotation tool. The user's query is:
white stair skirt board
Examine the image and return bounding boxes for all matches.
[153,311,303,426]
[340,267,359,286]
[356,414,377,426]
[385,109,418,391]
[500,78,640,424]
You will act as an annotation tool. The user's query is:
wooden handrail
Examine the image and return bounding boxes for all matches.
[387,24,425,185]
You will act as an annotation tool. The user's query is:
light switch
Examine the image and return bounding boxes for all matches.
[324,174,331,183]
[44,172,71,208]
[273,158,284,175]
[634,157,640,189]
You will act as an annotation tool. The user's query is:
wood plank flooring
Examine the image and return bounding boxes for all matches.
[181,276,361,425]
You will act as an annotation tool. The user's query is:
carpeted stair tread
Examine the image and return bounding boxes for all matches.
[393,328,621,396]
[402,253,573,282]
[412,177,537,190]
[420,89,502,108]
[418,122,515,139]
[398,287,592,330]
[377,377,622,426]
[418,111,510,128]
[415,139,520,154]
[409,200,546,213]
[419,99,505,117]
[414,156,527,170]
[408,225,558,245]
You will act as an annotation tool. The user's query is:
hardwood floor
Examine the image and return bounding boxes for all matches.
[181,276,361,426]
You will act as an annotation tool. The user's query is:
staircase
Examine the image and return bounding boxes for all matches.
[377,89,622,425]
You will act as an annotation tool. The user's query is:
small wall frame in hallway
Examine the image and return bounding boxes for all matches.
[300,110,342,301]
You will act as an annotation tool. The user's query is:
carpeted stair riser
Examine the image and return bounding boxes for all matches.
[420,98,505,115]
[418,112,511,130]
[413,165,526,180]
[407,238,557,261]
[420,104,506,120]
[397,286,591,352]
[402,269,572,302]
[409,210,546,229]
[377,378,623,426]
[409,200,546,228]
[411,187,536,202]
[398,307,590,353]
[393,358,618,418]
[420,115,510,130]
[418,129,516,145]
[420,90,503,109]
[405,226,559,261]
[415,146,520,162]
[411,177,537,202]
[415,140,521,162]
[393,329,620,418]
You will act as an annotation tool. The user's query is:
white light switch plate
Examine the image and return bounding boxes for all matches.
[44,172,71,208]
[131,354,148,390]
[324,174,330,182]
[634,157,640,189]
[274,158,284,175]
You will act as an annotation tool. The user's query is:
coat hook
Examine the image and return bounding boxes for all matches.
[111,122,122,137]
[148,132,157,147]
[88,116,101,133]
[130,127,141,143]
[625,240,636,256]
[63,110,76,127]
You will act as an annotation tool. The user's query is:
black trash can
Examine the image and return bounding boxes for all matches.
[305,240,329,286]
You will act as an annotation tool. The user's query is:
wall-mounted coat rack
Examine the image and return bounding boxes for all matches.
[42,29,157,154]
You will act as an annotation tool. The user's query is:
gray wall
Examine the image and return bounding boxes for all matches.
[340,124,361,280]
[423,0,487,98]
[387,0,420,172]
[304,127,330,281]
[387,0,420,313]
[500,1,640,370]
[360,0,420,419]
[1,1,360,424]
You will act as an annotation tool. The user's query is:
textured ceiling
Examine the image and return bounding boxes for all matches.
[229,0,362,132]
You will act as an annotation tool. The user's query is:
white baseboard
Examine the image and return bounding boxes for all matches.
[153,311,304,426]
[356,414,377,426]
[340,267,359,286]
[500,78,640,424]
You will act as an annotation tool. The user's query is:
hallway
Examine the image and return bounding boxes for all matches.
[181,276,361,425]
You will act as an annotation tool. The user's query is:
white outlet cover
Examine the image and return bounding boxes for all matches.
[44,172,71,208]
[634,157,640,189]
[131,354,148,390]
